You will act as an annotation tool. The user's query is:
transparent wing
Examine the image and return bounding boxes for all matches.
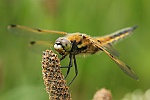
[95,26,137,57]
[7,24,67,40]
[28,40,54,53]
[95,26,137,45]
[90,39,138,80]
[102,43,120,57]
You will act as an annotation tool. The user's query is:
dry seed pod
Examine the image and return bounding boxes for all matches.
[42,50,72,100]
[92,88,112,100]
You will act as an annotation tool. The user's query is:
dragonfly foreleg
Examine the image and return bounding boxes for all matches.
[68,54,78,86]
[60,54,73,79]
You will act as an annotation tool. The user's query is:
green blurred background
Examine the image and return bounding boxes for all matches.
[0,0,150,100]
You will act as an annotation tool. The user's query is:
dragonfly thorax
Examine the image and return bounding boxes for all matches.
[54,37,72,55]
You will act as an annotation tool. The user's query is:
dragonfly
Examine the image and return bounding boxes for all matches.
[8,24,139,85]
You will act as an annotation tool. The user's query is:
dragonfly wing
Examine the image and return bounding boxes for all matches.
[102,44,120,57]
[95,26,137,45]
[29,40,54,53]
[91,39,138,80]
[7,24,67,40]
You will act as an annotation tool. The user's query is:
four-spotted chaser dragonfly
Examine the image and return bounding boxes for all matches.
[8,24,138,85]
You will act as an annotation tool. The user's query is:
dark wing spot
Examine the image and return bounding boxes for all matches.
[30,41,36,45]
[36,29,42,32]
[10,24,17,27]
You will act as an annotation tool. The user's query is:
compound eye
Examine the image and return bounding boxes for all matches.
[62,40,72,52]
[54,37,72,55]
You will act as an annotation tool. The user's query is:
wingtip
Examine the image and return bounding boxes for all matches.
[132,25,138,30]
[135,75,139,81]
[136,78,139,81]
[131,70,139,81]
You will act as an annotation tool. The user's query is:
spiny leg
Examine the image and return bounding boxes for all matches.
[60,54,73,79]
[60,54,67,61]
[68,54,78,86]
[65,54,73,79]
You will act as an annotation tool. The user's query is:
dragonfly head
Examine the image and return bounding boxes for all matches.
[54,37,72,55]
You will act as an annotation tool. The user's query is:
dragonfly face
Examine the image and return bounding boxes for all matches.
[8,24,139,85]
[54,37,72,55]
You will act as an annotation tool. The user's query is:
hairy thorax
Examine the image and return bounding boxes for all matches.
[65,33,100,55]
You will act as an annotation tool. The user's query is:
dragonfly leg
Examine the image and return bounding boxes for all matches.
[60,54,73,79]
[68,54,78,86]
[60,40,78,85]
[60,54,67,61]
